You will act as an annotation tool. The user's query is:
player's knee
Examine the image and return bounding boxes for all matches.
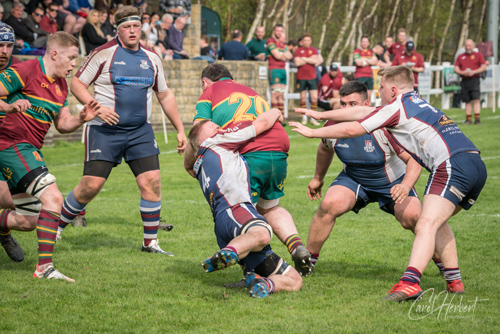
[15,216,37,231]
[241,219,273,248]
[400,210,420,231]
[286,267,303,291]
[318,196,342,218]
[40,188,63,210]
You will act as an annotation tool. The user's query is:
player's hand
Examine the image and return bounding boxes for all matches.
[176,132,187,154]
[390,183,410,204]
[6,99,31,113]
[79,100,101,122]
[289,121,315,138]
[97,105,119,125]
[307,178,324,201]
[294,108,321,120]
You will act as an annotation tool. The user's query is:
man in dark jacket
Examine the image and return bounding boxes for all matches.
[23,6,51,47]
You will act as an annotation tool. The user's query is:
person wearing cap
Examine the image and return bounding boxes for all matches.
[454,39,487,125]
[218,29,250,60]
[391,41,425,92]
[317,63,343,110]
[55,6,187,255]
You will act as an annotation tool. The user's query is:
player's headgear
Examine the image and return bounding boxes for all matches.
[0,22,15,44]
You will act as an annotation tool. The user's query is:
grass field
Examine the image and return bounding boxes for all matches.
[1,107,499,333]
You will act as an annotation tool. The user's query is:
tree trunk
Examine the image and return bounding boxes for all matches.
[435,0,457,89]
[271,0,287,29]
[287,0,304,22]
[475,0,487,43]
[246,0,267,44]
[337,0,368,63]
[303,0,310,32]
[281,0,290,36]
[457,0,473,49]
[427,0,440,64]
[384,0,401,37]
[414,0,437,48]
[318,0,335,51]
[406,0,417,33]
[326,0,356,65]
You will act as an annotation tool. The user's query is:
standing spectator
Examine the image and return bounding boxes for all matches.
[159,0,191,21]
[353,35,377,99]
[141,12,159,45]
[317,64,343,110]
[392,41,425,92]
[5,2,36,44]
[373,43,390,67]
[218,29,249,60]
[384,28,406,63]
[246,26,266,61]
[266,24,292,118]
[168,15,188,59]
[294,33,319,125]
[23,6,51,47]
[81,9,111,53]
[454,39,487,124]
[39,2,59,34]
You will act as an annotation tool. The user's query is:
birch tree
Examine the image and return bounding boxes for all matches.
[457,0,474,49]
[246,0,267,44]
[318,0,335,51]
[325,0,356,65]
[384,0,401,37]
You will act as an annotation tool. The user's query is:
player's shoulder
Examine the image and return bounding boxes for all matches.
[353,48,361,53]
[10,56,22,65]
[9,57,40,79]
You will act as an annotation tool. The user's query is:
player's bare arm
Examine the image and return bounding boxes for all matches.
[391,152,422,204]
[70,77,119,126]
[295,105,375,121]
[183,142,197,178]
[0,86,31,113]
[155,89,187,154]
[308,143,334,201]
[290,120,366,139]
[53,101,101,133]
[270,48,287,62]
[253,108,283,135]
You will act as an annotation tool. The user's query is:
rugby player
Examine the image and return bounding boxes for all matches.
[56,6,187,255]
[185,109,302,298]
[0,32,101,280]
[291,66,486,301]
[192,63,312,277]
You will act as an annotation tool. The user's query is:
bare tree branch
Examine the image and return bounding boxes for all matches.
[246,0,267,44]
[303,0,310,32]
[384,0,401,37]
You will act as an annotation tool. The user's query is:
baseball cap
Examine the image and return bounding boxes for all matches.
[330,64,338,71]
[406,41,415,51]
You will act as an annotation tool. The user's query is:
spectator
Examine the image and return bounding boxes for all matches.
[94,0,114,12]
[210,39,218,58]
[141,12,150,25]
[200,34,213,56]
[133,0,148,14]
[142,12,160,45]
[384,28,406,63]
[286,39,298,67]
[384,36,394,61]
[159,0,191,21]
[218,29,249,60]
[23,6,51,47]
[156,13,173,59]
[318,63,344,110]
[5,2,36,43]
[39,1,59,34]
[168,15,188,59]
[81,9,111,53]
[42,0,85,34]
[391,41,425,92]
[65,0,89,19]
[100,9,115,36]
[373,43,390,67]
[0,4,4,22]
[353,34,377,99]
[246,26,266,61]
[454,39,487,125]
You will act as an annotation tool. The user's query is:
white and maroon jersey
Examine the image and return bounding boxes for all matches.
[76,38,168,130]
[359,92,478,172]
[192,121,256,220]
[322,121,407,187]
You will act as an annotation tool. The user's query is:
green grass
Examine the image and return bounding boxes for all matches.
[1,108,499,333]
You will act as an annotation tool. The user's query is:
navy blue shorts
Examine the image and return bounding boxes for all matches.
[330,171,418,215]
[84,123,160,164]
[213,202,274,273]
[425,152,486,209]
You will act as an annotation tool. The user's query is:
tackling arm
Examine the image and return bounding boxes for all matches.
[308,143,335,201]
[183,142,198,178]
[295,105,375,121]
[155,89,187,154]
[290,120,367,139]
[253,108,283,135]
[390,151,422,204]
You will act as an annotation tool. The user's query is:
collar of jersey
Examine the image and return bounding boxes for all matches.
[219,77,232,82]
[115,36,142,53]
[38,57,55,83]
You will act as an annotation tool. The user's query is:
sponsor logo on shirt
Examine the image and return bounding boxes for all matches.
[115,76,153,86]
[32,151,43,161]
[193,155,202,174]
[114,61,126,65]
[90,149,101,153]
[438,115,455,126]
[364,140,375,153]
[410,95,423,104]
[2,167,12,180]
[337,143,349,148]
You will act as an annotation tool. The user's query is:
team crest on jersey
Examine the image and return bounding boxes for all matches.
[438,115,455,126]
[412,56,416,60]
[364,140,375,153]
[2,167,12,180]
[193,155,203,175]
[140,60,149,69]
[55,84,62,96]
[308,50,312,55]
[471,55,475,60]
[32,151,43,161]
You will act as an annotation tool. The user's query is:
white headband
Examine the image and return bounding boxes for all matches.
[117,16,141,28]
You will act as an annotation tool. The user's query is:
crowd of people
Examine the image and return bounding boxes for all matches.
[0,3,489,301]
